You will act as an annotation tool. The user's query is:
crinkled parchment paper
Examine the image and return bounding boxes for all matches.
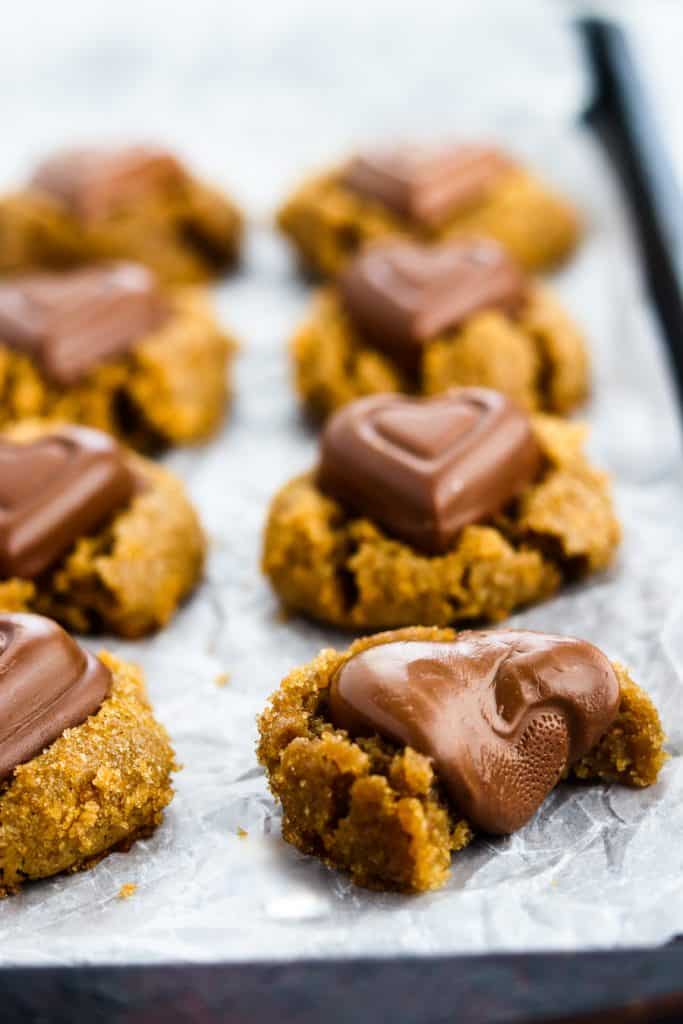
[1,1,683,964]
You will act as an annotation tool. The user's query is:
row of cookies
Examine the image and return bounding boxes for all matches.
[0,420,197,893]
[0,145,237,896]
[0,138,219,901]
[0,142,587,441]
[0,141,667,898]
[262,144,666,892]
[0,394,665,896]
[0,141,577,283]
[257,389,665,891]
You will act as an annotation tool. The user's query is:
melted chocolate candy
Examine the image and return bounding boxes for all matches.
[341,144,513,227]
[0,613,111,782]
[0,263,169,385]
[0,425,135,578]
[317,388,540,554]
[339,238,527,364]
[30,145,185,221]
[329,630,620,834]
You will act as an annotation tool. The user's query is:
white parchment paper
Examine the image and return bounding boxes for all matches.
[1,1,683,964]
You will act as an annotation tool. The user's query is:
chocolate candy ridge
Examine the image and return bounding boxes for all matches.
[0,613,111,782]
[341,143,513,227]
[0,262,169,386]
[317,388,540,554]
[30,145,185,222]
[329,630,620,834]
[0,424,135,579]
[339,238,528,365]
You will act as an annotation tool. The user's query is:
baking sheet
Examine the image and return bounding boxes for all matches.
[2,2,683,964]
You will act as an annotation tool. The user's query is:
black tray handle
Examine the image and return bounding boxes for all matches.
[579,16,683,418]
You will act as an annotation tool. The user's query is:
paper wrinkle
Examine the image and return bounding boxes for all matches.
[0,89,682,963]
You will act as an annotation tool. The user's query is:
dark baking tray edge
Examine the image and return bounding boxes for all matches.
[2,949,683,1024]
[2,17,683,1024]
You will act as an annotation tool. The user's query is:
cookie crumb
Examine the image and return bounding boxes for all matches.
[118,883,137,900]
[215,671,231,688]
[237,827,248,838]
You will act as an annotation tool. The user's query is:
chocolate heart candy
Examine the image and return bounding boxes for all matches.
[329,629,620,834]
[317,388,540,554]
[0,262,169,386]
[0,612,111,781]
[0,424,135,578]
[30,145,185,222]
[341,143,513,227]
[339,238,527,364]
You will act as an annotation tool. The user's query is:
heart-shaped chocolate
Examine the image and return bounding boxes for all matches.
[372,401,479,458]
[0,262,169,386]
[30,145,185,222]
[341,143,513,227]
[339,238,527,364]
[329,629,620,834]
[0,613,111,781]
[0,425,135,578]
[317,388,540,554]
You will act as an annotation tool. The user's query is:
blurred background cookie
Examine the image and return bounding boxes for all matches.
[0,263,236,451]
[0,144,243,284]
[278,141,581,278]
[291,237,589,420]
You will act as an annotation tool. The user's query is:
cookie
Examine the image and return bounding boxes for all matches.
[0,612,176,896]
[278,143,581,278]
[0,421,205,637]
[0,145,242,283]
[292,238,588,419]
[257,626,665,892]
[0,263,235,451]
[262,389,620,629]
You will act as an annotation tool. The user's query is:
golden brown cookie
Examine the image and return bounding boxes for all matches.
[0,621,176,897]
[278,146,581,278]
[292,282,588,421]
[0,421,205,637]
[257,627,666,892]
[0,145,242,284]
[0,269,235,452]
[262,396,620,631]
